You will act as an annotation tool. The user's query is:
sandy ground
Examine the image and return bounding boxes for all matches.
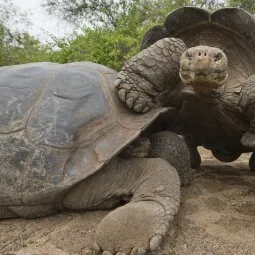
[1,148,255,255]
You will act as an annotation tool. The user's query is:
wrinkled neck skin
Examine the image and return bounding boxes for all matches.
[179,45,228,99]
[181,83,226,100]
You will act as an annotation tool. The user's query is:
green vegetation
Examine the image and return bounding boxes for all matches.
[0,0,51,66]
[1,0,255,69]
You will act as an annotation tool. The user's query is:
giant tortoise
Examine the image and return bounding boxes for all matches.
[0,61,191,254]
[115,7,255,170]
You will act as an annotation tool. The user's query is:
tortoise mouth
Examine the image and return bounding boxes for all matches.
[180,69,228,87]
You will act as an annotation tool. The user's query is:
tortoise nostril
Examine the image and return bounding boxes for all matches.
[186,52,192,60]
[198,52,207,57]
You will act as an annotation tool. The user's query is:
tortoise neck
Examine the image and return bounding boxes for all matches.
[181,83,225,100]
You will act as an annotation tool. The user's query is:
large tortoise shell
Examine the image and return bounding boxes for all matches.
[0,62,168,206]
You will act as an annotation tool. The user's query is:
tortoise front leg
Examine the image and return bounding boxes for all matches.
[63,157,180,254]
[115,38,186,113]
[94,158,180,255]
[149,131,192,186]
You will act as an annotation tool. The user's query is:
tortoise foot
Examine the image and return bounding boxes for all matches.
[93,201,169,254]
[241,131,255,149]
[115,78,152,113]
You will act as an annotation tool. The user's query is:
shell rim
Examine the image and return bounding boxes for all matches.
[163,6,255,49]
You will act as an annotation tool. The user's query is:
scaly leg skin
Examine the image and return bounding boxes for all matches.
[115,38,186,113]
[240,74,255,150]
[63,157,180,254]
[149,131,193,186]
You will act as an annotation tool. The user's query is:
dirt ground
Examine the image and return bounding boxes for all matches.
[1,148,255,255]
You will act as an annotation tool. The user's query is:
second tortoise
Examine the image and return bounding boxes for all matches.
[115,7,255,170]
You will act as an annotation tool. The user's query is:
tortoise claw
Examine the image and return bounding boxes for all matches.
[115,76,152,113]
[134,103,143,112]
[118,89,126,102]
[149,235,162,251]
[130,247,146,255]
[142,106,150,113]
[92,242,101,252]
[115,78,122,88]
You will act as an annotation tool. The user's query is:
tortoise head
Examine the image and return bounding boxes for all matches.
[179,46,228,94]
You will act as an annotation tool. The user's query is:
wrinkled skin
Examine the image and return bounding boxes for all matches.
[1,131,192,255]
[116,40,255,171]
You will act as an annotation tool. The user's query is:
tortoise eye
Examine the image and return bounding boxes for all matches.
[214,53,222,61]
[186,52,192,60]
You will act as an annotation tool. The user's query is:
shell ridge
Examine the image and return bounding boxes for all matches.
[25,71,58,135]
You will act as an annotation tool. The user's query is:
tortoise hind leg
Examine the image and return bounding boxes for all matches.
[240,74,255,149]
[239,74,255,171]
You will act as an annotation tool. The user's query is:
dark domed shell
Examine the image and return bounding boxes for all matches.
[0,62,168,206]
